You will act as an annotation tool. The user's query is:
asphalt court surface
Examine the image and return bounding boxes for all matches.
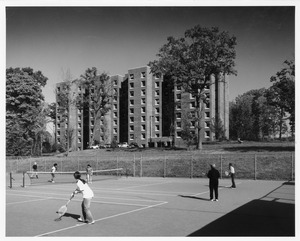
[6,176,295,237]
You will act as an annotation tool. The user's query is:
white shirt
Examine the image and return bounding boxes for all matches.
[76,179,94,199]
[230,166,235,174]
[51,166,56,173]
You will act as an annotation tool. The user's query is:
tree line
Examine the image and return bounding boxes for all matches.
[6,25,294,156]
[229,60,295,141]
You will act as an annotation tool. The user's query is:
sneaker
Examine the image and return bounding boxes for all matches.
[88,221,95,225]
[210,199,214,201]
[215,199,219,202]
[78,217,84,222]
[52,181,55,183]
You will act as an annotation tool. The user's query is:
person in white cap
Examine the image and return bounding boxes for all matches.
[207,164,220,201]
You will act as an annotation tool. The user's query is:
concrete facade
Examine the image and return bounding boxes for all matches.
[55,66,229,150]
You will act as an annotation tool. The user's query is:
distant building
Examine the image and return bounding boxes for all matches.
[55,66,229,151]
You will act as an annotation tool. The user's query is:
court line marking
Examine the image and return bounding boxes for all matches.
[6,192,163,207]
[35,201,168,237]
[118,181,174,189]
[191,182,242,196]
[6,197,52,205]
[7,189,165,203]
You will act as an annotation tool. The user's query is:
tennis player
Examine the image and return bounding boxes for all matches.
[207,164,220,201]
[229,163,236,188]
[71,171,95,224]
[86,164,93,184]
[31,162,38,178]
[49,163,57,183]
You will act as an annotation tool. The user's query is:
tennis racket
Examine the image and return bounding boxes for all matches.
[54,199,71,221]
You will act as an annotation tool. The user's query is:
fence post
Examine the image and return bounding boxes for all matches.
[254,154,257,180]
[9,172,12,188]
[220,154,223,179]
[190,156,193,179]
[133,154,136,177]
[140,155,143,177]
[291,153,294,181]
[164,155,166,178]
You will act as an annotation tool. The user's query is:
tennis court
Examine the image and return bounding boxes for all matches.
[6,173,295,237]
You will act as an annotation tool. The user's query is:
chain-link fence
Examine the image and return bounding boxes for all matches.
[6,152,295,181]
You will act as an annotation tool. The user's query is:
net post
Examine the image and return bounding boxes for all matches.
[9,172,12,188]
[22,171,25,187]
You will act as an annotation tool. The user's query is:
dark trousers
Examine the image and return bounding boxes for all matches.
[209,183,218,200]
[231,174,236,188]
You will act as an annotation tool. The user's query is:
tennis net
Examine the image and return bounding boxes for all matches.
[24,168,123,186]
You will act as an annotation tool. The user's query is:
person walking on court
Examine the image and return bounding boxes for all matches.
[207,164,220,201]
[71,171,95,224]
[86,164,93,184]
[31,162,38,179]
[229,163,236,188]
[49,163,58,183]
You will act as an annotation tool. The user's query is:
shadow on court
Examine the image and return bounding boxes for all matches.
[188,182,295,236]
[179,195,211,201]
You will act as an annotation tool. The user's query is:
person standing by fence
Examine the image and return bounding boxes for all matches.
[229,163,236,188]
[31,162,38,179]
[86,164,93,184]
[207,164,220,201]
[49,163,58,183]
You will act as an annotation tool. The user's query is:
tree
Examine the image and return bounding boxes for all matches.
[76,67,112,146]
[6,67,48,156]
[210,117,226,141]
[149,25,237,150]
[181,111,197,149]
[267,60,295,138]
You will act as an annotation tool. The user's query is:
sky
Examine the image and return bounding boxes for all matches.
[4,2,296,104]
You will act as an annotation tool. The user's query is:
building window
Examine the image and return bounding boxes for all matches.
[114,79,118,86]
[155,116,159,122]
[205,112,210,118]
[130,100,134,106]
[155,133,160,138]
[57,123,60,129]
[78,123,81,128]
[91,120,94,126]
[155,99,159,105]
[155,82,160,88]
[176,103,181,110]
[141,98,146,105]
[177,132,182,138]
[154,73,160,79]
[141,116,146,122]
[130,108,134,114]
[57,131,60,136]
[191,121,195,128]
[141,125,146,131]
[78,130,81,136]
[155,90,159,96]
[176,122,181,129]
[114,120,117,126]
[114,112,118,118]
[155,125,160,131]
[141,133,146,140]
[141,89,146,96]
[57,116,61,121]
[176,94,181,100]
[141,81,146,87]
[205,131,210,138]
[78,138,81,143]
[113,96,117,102]
[190,101,196,109]
[130,91,134,97]
[113,88,118,95]
[205,102,210,109]
[205,121,210,128]
[113,128,117,134]
[130,125,134,132]
[130,117,134,123]
[113,104,117,110]
[141,107,146,113]
[130,82,134,89]
[176,112,181,119]
[130,74,134,80]
[57,87,60,92]
[155,108,159,114]
[141,72,146,78]
[130,134,134,140]
[57,138,60,144]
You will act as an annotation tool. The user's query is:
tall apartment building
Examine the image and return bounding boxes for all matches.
[55,66,229,151]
